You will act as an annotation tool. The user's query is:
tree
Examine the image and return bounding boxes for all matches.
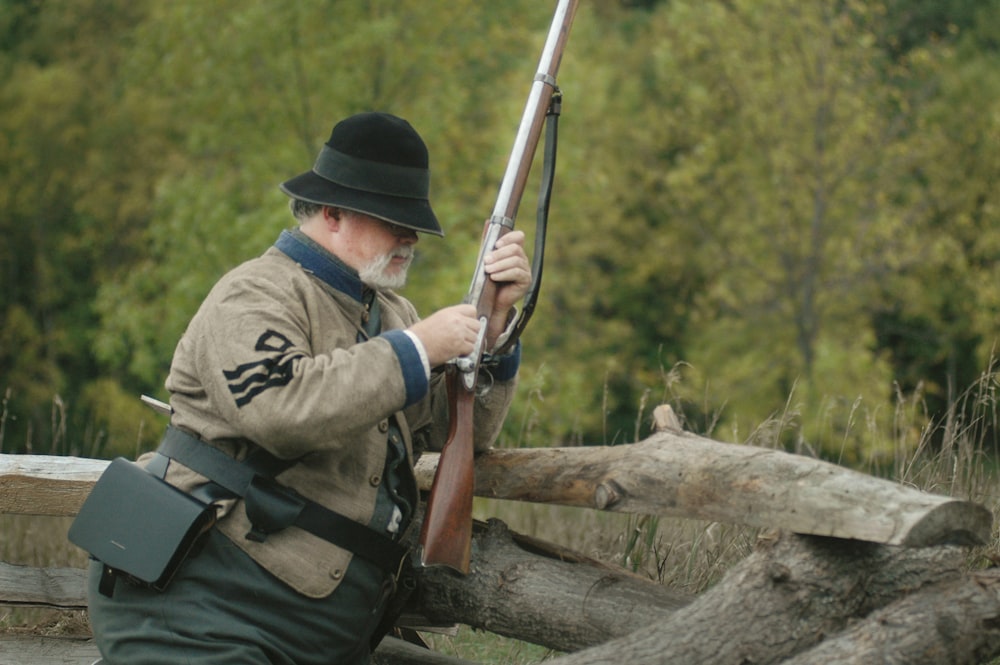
[0,0,152,453]
[871,6,1000,449]
[522,0,983,459]
[3,0,1000,464]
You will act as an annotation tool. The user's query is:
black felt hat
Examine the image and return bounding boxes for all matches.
[280,112,443,236]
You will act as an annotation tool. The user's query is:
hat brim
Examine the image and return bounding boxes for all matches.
[280,170,444,237]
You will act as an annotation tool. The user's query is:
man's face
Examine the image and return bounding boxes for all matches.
[341,212,418,290]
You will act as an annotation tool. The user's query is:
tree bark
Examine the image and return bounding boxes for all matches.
[781,568,1000,665]
[532,530,968,665]
[415,432,991,547]
[409,519,692,653]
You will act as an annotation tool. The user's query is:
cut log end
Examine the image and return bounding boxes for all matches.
[900,500,994,547]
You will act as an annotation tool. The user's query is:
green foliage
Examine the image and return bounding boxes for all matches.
[518,0,1000,458]
[77,378,162,458]
[0,305,63,412]
[1,0,999,461]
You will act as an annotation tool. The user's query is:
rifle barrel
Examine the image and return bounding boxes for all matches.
[466,0,579,309]
[419,0,579,575]
[492,0,578,224]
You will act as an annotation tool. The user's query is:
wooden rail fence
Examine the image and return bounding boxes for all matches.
[1,407,994,664]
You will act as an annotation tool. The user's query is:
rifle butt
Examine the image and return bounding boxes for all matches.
[418,369,476,574]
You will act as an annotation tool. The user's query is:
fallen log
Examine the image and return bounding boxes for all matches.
[534,530,970,665]
[415,431,991,547]
[781,567,1000,665]
[3,428,990,549]
[12,518,993,665]
[408,518,692,652]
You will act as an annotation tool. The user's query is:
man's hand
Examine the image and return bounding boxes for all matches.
[483,230,531,347]
[408,304,482,368]
[408,230,529,367]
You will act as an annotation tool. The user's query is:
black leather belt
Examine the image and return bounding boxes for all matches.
[156,426,408,575]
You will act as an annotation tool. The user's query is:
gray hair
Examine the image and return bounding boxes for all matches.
[289,199,324,223]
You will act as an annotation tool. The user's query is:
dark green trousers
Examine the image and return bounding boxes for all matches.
[87,530,389,664]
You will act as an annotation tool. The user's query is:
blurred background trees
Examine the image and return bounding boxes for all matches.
[1,0,998,464]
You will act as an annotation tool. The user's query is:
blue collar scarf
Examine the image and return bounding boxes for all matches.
[274,228,369,303]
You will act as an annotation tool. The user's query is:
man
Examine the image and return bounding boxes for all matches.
[86,112,530,664]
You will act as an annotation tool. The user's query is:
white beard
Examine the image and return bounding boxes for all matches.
[359,247,413,290]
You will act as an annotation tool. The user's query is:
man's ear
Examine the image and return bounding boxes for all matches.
[323,206,342,230]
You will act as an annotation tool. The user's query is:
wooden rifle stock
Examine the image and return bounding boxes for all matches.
[419,0,579,573]
[418,366,476,570]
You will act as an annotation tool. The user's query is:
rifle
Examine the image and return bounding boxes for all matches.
[418,0,579,574]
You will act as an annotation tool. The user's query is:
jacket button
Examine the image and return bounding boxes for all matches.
[378,420,389,433]
[330,568,343,580]
[369,474,382,487]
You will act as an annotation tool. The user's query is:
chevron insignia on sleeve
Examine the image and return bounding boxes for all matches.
[222,330,300,407]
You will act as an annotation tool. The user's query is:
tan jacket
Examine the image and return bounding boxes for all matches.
[147,229,518,598]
